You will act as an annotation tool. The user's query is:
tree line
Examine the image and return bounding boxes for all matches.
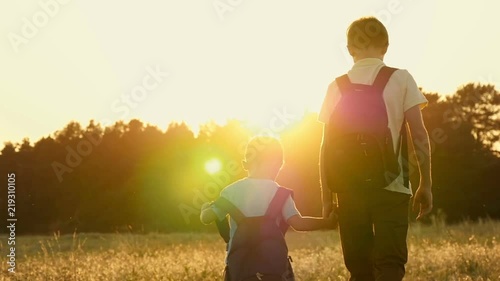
[1,82,499,234]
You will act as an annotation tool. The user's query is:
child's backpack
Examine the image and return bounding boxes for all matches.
[214,187,295,281]
[323,66,409,193]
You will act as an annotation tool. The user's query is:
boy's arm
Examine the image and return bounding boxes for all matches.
[320,124,334,218]
[287,212,337,231]
[200,202,218,225]
[405,105,433,220]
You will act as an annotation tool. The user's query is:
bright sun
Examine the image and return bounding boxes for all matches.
[205,159,222,174]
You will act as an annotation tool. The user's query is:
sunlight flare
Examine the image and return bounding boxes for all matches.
[205,158,222,174]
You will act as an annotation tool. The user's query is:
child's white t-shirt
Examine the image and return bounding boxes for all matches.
[211,177,300,254]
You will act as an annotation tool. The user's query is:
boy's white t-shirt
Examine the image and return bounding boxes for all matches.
[319,58,428,195]
[211,177,300,254]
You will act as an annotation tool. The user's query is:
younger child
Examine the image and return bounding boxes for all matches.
[201,136,336,281]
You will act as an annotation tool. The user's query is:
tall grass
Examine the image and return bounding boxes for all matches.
[0,220,498,280]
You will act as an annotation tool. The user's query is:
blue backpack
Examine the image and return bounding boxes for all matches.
[214,187,295,281]
[324,66,409,193]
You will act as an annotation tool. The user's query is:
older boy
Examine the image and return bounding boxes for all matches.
[201,136,336,281]
[319,17,433,281]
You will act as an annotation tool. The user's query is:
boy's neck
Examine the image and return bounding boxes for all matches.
[353,55,384,63]
[349,45,386,63]
[247,175,276,181]
[247,171,277,181]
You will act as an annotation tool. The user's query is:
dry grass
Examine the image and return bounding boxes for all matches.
[0,219,499,281]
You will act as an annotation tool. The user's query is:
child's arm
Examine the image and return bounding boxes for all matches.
[287,211,337,231]
[200,202,218,225]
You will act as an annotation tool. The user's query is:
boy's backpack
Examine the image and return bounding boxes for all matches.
[324,66,409,193]
[214,187,295,281]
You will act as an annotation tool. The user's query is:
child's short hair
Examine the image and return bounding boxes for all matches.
[347,17,389,49]
[244,136,283,166]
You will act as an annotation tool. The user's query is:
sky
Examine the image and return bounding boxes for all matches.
[1,0,499,145]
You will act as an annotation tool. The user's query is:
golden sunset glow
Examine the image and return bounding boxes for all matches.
[1,2,499,280]
[1,1,499,145]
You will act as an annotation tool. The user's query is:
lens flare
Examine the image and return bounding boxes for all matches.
[205,159,222,174]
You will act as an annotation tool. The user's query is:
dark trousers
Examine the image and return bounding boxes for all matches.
[336,189,410,281]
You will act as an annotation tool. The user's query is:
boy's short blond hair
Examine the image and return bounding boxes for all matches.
[244,136,283,166]
[347,17,389,49]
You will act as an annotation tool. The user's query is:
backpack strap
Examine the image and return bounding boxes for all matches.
[265,187,293,220]
[374,66,408,188]
[213,197,246,224]
[372,66,398,93]
[395,120,410,189]
[215,216,231,244]
[336,66,398,95]
[335,74,353,95]
[213,197,244,244]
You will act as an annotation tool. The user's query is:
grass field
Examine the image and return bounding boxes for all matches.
[0,219,499,281]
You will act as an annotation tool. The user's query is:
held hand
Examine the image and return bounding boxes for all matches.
[201,202,212,212]
[322,203,333,219]
[412,184,433,220]
[324,202,338,229]
[324,210,338,230]
[322,201,338,218]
